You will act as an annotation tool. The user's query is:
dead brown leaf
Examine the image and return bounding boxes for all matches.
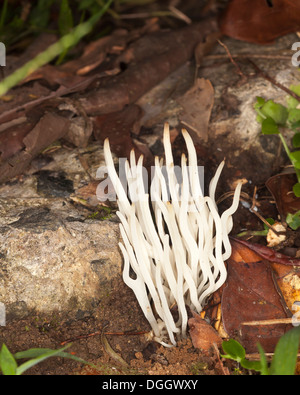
[0,121,35,161]
[0,112,70,183]
[93,104,151,165]
[177,78,214,143]
[266,171,300,220]
[188,311,222,353]
[231,237,300,266]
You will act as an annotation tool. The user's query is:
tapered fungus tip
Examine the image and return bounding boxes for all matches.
[181,128,188,136]
[163,122,170,137]
[103,138,110,150]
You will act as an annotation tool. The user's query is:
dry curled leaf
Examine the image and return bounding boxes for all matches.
[177,78,214,143]
[188,311,222,352]
[0,112,70,183]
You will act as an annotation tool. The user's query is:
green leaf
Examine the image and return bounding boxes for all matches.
[288,108,300,124]
[269,326,300,375]
[286,209,300,230]
[261,117,280,135]
[240,358,262,372]
[293,183,300,198]
[254,96,266,109]
[58,0,74,37]
[0,344,17,375]
[256,343,269,375]
[263,217,275,231]
[259,100,288,125]
[287,84,300,110]
[221,339,246,362]
[292,133,300,148]
[290,151,300,169]
[29,0,54,29]
[291,121,300,132]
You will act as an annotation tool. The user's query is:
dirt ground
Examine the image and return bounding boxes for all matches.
[0,276,238,375]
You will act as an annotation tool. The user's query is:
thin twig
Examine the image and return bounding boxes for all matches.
[205,53,292,61]
[217,40,246,80]
[242,318,294,326]
[245,352,300,361]
[249,186,282,236]
[248,59,300,101]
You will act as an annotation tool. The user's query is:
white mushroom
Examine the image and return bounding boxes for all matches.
[103,123,242,346]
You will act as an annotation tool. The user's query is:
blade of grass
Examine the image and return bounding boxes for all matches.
[269,326,300,375]
[15,344,72,375]
[0,0,113,96]
[0,344,18,375]
[15,343,96,375]
[0,0,8,31]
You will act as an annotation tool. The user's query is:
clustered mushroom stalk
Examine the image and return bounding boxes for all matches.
[103,123,242,347]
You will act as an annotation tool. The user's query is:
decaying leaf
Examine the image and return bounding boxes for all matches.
[266,171,300,220]
[272,262,300,314]
[93,104,152,166]
[188,311,222,353]
[0,121,35,161]
[0,112,70,183]
[222,239,292,353]
[177,78,214,143]
[231,237,300,266]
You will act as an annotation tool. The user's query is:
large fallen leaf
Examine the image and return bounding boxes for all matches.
[222,239,292,353]
[219,0,300,44]
[230,237,300,326]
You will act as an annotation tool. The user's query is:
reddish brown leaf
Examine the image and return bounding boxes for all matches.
[219,0,300,44]
[231,237,300,266]
[222,239,292,353]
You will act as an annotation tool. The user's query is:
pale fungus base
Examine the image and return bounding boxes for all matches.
[104,123,242,347]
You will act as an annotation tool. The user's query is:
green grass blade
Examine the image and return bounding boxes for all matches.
[0,344,18,375]
[15,344,77,375]
[269,326,300,375]
[0,0,113,96]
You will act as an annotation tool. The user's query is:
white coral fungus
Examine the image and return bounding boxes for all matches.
[103,123,242,347]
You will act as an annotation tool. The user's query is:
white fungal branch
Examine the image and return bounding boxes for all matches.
[103,123,242,347]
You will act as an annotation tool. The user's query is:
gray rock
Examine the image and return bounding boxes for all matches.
[0,198,122,320]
